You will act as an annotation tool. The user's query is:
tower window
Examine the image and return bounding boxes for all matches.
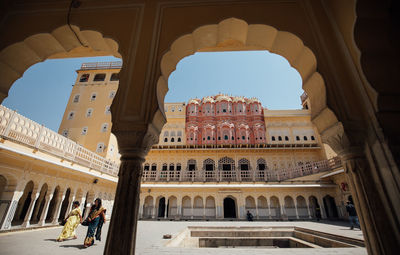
[101,123,108,132]
[62,130,69,137]
[94,73,106,81]
[73,94,80,103]
[105,106,111,115]
[81,127,88,135]
[79,74,89,82]
[90,93,97,101]
[110,73,119,81]
[86,108,93,117]
[67,111,75,120]
[109,91,116,99]
[96,143,105,153]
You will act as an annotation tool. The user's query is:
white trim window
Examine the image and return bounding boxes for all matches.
[62,130,69,137]
[101,123,109,132]
[90,93,97,101]
[105,105,111,115]
[67,111,75,120]
[73,94,80,103]
[81,127,88,135]
[96,143,105,153]
[86,108,93,117]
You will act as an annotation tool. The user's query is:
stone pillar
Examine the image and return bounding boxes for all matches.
[295,201,299,220]
[164,198,167,219]
[176,196,182,219]
[306,199,312,219]
[31,190,46,222]
[51,191,65,224]
[341,149,400,255]
[104,156,144,255]
[63,193,75,219]
[0,191,22,230]
[21,189,39,228]
[151,198,157,219]
[317,195,326,219]
[138,197,144,219]
[38,192,53,226]
[255,198,259,220]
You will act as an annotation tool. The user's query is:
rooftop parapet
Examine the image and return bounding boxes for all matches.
[79,61,122,71]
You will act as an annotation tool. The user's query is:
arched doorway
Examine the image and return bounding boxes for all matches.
[308,196,320,219]
[223,197,236,218]
[12,181,34,226]
[157,197,166,218]
[323,195,338,218]
[58,188,71,221]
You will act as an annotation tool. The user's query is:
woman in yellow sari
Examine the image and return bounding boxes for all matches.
[56,201,82,242]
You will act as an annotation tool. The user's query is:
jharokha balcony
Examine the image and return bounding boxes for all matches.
[142,157,342,183]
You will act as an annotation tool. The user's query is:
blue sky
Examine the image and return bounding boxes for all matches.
[2,51,303,131]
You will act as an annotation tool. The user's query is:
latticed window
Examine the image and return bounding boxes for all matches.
[176,163,181,171]
[238,158,250,171]
[257,158,267,170]
[187,159,197,171]
[73,94,80,103]
[162,163,168,171]
[151,163,157,171]
[203,158,215,171]
[94,73,106,81]
[169,164,174,171]
[218,157,235,171]
[144,164,150,171]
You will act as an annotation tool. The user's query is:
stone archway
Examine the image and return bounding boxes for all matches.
[156,18,343,148]
[223,197,237,218]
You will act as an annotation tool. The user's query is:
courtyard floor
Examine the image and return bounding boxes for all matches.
[0,220,366,255]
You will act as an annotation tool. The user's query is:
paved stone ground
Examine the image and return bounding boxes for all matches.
[0,220,367,255]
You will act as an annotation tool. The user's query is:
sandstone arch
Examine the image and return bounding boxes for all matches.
[156,18,342,148]
[0,25,120,102]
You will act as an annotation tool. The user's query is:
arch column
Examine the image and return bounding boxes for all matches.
[316,195,326,219]
[38,190,54,226]
[176,195,182,219]
[103,126,152,255]
[31,187,47,222]
[305,197,312,219]
[341,148,400,255]
[138,195,144,219]
[84,192,95,219]
[0,189,22,230]
[51,189,66,224]
[295,198,299,220]
[21,187,40,228]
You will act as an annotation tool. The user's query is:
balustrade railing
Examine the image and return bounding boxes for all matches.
[0,105,119,177]
[142,157,342,183]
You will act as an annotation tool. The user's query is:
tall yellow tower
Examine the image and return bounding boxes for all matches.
[58,61,121,161]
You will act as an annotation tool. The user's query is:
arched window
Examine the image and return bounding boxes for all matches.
[285,136,289,141]
[110,73,119,81]
[164,138,168,142]
[177,137,181,142]
[169,164,174,171]
[144,164,150,171]
[238,158,250,171]
[187,159,197,171]
[79,74,89,82]
[296,136,300,141]
[271,136,275,141]
[207,136,211,140]
[164,131,169,137]
[94,73,106,81]
[218,157,235,171]
[203,158,215,171]
[176,163,182,171]
[257,158,267,170]
[177,130,182,136]
[304,136,308,141]
[311,135,315,140]
[151,163,157,171]
[171,137,175,142]
[278,136,282,141]
[224,135,228,140]
[162,164,168,171]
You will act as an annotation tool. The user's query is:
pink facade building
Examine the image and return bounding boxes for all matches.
[186,95,266,145]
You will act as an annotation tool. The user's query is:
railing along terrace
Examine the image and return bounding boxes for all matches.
[0,105,119,177]
[142,157,342,182]
[80,61,122,70]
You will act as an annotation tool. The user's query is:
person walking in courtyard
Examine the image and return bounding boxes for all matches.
[84,198,106,247]
[346,201,360,230]
[56,201,82,242]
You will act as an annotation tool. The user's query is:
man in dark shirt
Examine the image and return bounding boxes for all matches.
[346,201,360,230]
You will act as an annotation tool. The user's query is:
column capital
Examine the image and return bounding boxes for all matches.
[338,147,366,174]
